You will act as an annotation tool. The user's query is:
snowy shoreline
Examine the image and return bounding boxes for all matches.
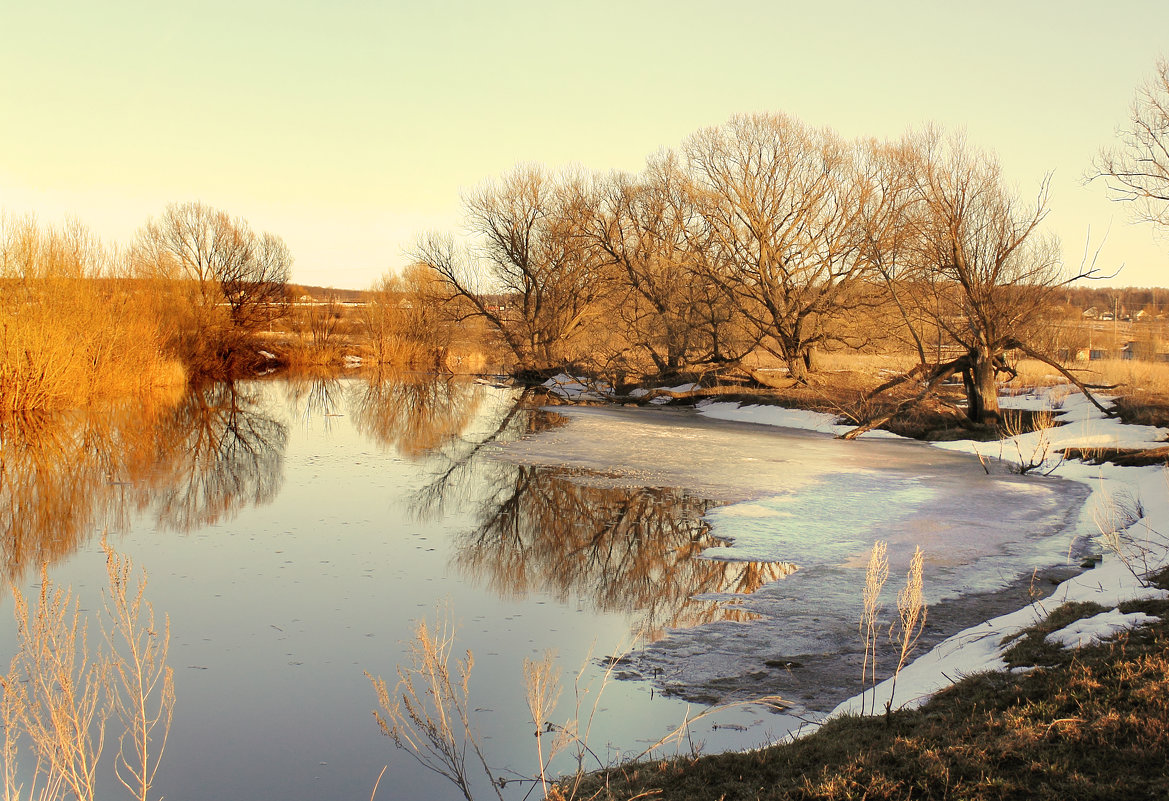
[693,389,1169,724]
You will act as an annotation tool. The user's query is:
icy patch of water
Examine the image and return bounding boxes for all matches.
[496,404,1090,709]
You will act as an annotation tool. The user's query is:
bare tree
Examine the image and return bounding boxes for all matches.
[579,155,751,382]
[414,166,608,378]
[685,113,875,382]
[1092,58,1169,233]
[844,130,1109,436]
[133,202,291,367]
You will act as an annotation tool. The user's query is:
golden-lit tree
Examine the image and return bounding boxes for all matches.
[580,156,752,382]
[685,113,876,381]
[846,130,1109,434]
[133,202,292,371]
[414,166,609,378]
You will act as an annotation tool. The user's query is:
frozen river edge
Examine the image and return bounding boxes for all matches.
[694,391,1169,728]
[500,382,1169,740]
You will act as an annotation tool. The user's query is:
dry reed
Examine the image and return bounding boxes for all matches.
[522,651,566,798]
[101,540,175,801]
[859,541,888,716]
[2,544,174,801]
[366,610,503,801]
[4,566,108,801]
[887,545,927,715]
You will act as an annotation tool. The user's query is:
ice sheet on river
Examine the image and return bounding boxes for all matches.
[493,405,1089,707]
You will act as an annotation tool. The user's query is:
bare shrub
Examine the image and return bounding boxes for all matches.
[0,215,183,413]
[132,201,292,374]
[1000,407,1066,475]
[360,264,452,369]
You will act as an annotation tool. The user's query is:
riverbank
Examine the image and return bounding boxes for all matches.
[550,384,1169,800]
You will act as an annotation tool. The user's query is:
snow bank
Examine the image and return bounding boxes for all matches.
[701,387,1169,722]
[698,400,902,438]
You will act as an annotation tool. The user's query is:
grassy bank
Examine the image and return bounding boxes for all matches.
[563,577,1169,801]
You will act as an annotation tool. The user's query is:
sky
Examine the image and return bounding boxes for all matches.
[2,0,1168,289]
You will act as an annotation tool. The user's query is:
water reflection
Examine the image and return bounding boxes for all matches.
[1,404,155,576]
[452,465,795,640]
[401,388,795,640]
[0,382,287,578]
[348,371,485,459]
[3,375,793,644]
[284,371,345,425]
[145,382,287,531]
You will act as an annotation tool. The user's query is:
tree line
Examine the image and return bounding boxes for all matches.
[411,119,1083,426]
[4,60,1165,423]
[408,59,1169,428]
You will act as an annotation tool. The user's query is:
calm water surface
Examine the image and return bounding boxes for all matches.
[1,376,793,801]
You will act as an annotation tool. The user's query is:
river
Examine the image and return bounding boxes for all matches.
[0,375,1089,800]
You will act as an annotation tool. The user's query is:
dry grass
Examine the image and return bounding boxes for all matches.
[858,541,888,716]
[3,566,107,801]
[1012,357,1169,427]
[366,610,503,801]
[101,541,175,801]
[1,543,174,801]
[887,546,926,714]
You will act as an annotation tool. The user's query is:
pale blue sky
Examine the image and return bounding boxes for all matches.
[2,0,1167,287]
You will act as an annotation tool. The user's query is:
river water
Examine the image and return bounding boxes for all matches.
[0,376,1089,800]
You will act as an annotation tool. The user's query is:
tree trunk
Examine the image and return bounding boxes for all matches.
[787,355,808,382]
[962,348,1000,424]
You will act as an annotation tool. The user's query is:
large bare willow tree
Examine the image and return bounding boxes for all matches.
[685,113,875,382]
[845,130,1109,437]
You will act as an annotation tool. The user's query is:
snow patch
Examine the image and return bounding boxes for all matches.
[1044,609,1160,649]
[697,400,902,438]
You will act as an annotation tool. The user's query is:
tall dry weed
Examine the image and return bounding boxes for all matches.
[368,608,790,801]
[859,541,888,715]
[4,566,108,801]
[887,545,927,715]
[522,651,565,798]
[1095,480,1166,586]
[366,611,503,801]
[2,544,174,801]
[102,541,175,801]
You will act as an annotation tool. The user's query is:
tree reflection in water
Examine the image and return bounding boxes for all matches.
[348,371,485,460]
[284,370,346,427]
[454,465,795,640]
[0,382,287,578]
[408,387,796,641]
[145,382,287,532]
